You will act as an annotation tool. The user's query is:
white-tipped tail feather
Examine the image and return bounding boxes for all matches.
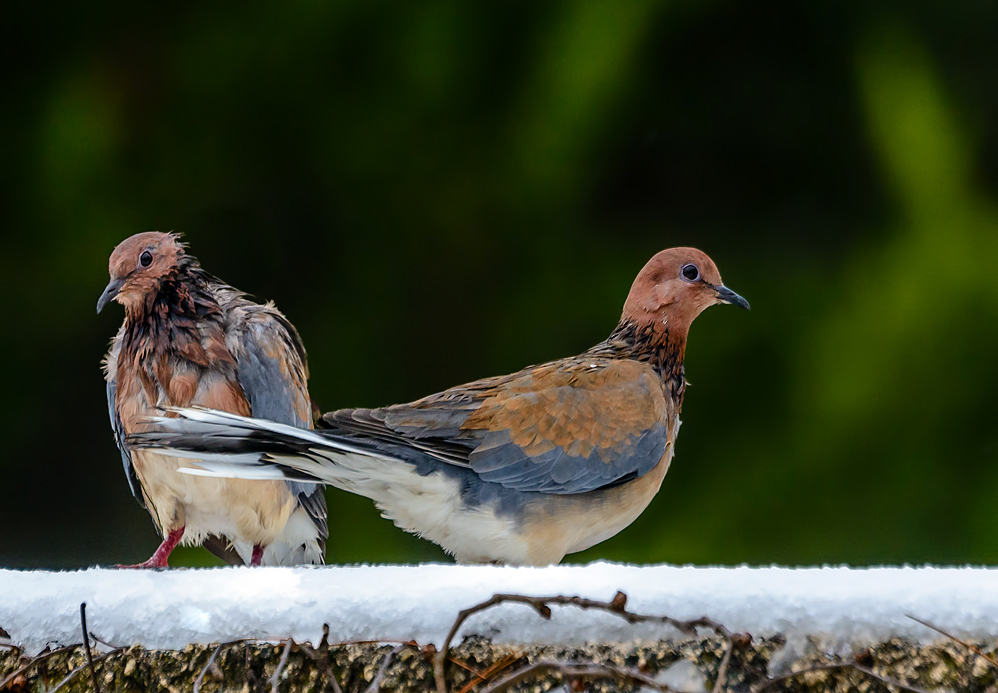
[135,407,533,564]
[141,407,416,491]
[177,459,294,480]
[149,407,342,449]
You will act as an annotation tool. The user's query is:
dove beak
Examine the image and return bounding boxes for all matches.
[713,284,750,310]
[97,278,124,314]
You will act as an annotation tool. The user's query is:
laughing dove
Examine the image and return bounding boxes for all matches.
[130,247,747,565]
[99,231,327,567]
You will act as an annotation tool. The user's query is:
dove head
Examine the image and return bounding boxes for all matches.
[97,232,190,315]
[621,247,749,337]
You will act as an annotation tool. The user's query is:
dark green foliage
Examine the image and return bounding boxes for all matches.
[2,1,998,567]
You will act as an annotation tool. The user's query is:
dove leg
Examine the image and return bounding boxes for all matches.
[117,527,185,569]
[250,545,264,566]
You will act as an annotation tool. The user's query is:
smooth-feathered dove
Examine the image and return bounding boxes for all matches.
[99,231,327,568]
[130,247,747,565]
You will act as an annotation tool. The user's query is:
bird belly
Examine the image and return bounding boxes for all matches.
[324,452,532,564]
[228,507,325,566]
[519,445,675,564]
[131,449,299,548]
[377,473,533,565]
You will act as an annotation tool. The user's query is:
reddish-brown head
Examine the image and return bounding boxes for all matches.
[97,232,188,314]
[621,247,749,335]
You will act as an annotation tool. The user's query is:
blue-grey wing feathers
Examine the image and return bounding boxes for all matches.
[107,375,145,508]
[235,315,328,545]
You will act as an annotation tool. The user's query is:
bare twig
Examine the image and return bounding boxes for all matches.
[752,662,853,692]
[0,645,80,690]
[907,614,998,668]
[454,652,523,693]
[712,639,734,693]
[48,663,91,692]
[328,638,433,648]
[87,634,119,651]
[269,639,293,693]
[851,663,935,693]
[753,660,935,693]
[245,648,261,690]
[300,629,420,693]
[299,647,344,693]
[318,624,329,659]
[79,603,101,693]
[47,647,124,693]
[191,639,272,693]
[192,644,223,693]
[433,591,742,693]
[476,659,677,693]
[298,625,345,693]
[448,657,484,677]
[364,644,404,693]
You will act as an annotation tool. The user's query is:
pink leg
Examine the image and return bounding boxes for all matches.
[117,527,185,569]
[250,545,264,566]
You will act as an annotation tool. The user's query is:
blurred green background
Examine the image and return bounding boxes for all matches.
[3,1,998,569]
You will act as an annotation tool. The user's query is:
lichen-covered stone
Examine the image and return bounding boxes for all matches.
[3,635,998,692]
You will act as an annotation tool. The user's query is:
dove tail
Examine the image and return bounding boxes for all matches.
[127,407,387,485]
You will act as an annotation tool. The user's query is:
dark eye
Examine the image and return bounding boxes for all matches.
[140,251,153,267]
[681,263,700,282]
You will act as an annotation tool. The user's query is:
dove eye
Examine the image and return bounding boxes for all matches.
[681,263,700,282]
[140,251,153,267]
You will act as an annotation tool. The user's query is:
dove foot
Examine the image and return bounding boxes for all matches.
[116,527,185,569]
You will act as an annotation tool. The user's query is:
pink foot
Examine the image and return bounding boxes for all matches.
[250,545,264,566]
[116,527,185,569]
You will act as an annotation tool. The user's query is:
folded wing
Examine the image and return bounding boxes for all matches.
[324,358,672,494]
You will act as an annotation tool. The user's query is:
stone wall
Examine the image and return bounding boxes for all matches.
[2,634,994,693]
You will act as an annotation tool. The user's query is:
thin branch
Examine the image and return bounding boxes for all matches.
[192,644,223,693]
[0,645,80,690]
[190,639,274,693]
[448,657,484,677]
[454,653,523,693]
[364,644,404,693]
[47,647,124,693]
[87,634,120,651]
[753,662,852,693]
[753,660,936,693]
[79,604,101,693]
[851,663,935,693]
[299,646,344,693]
[476,659,677,693]
[269,639,293,693]
[433,591,742,693]
[907,614,998,668]
[48,663,89,693]
[319,624,329,659]
[712,638,735,693]
[298,625,345,693]
[328,638,428,648]
[245,648,261,690]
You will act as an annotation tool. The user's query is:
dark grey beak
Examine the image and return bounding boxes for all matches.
[714,284,750,310]
[97,278,124,314]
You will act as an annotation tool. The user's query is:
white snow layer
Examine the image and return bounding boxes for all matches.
[0,562,995,654]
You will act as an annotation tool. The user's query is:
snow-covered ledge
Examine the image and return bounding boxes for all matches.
[2,563,997,692]
[2,563,996,651]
